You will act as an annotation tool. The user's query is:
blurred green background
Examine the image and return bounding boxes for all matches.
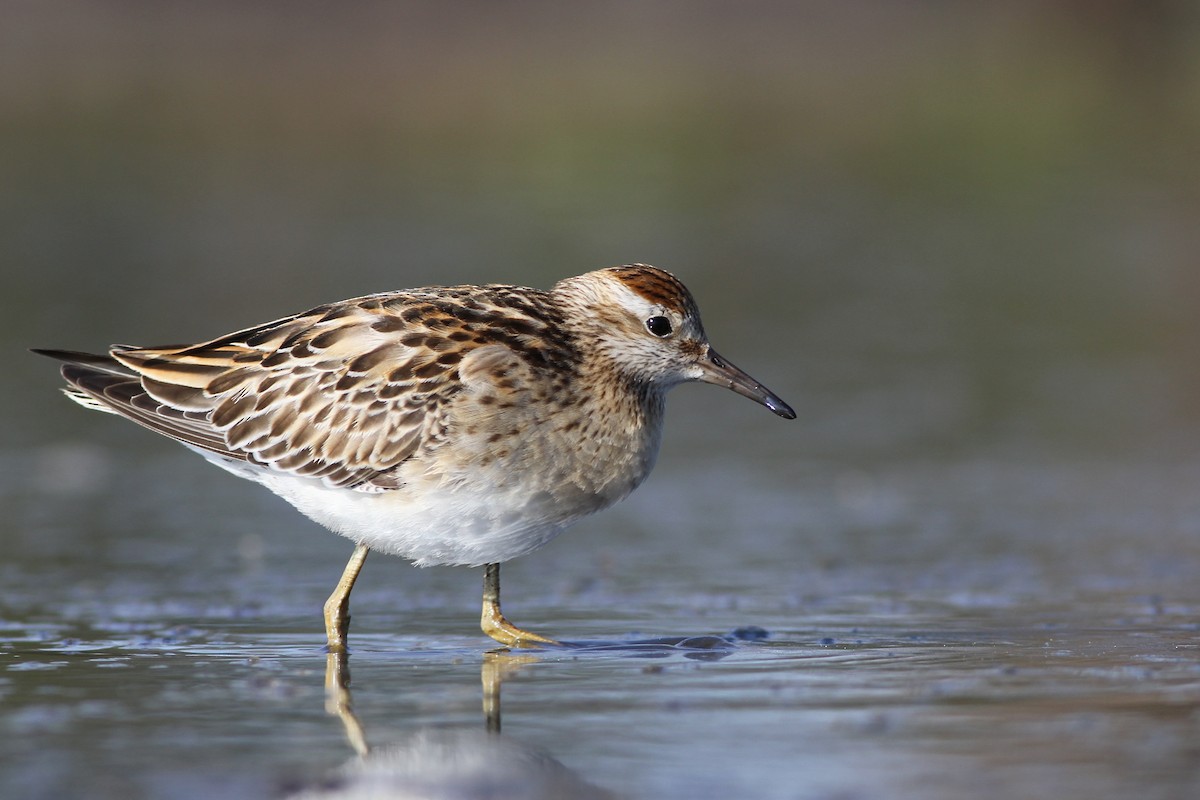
[4,0,1200,456]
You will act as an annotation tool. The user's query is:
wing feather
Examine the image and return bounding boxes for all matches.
[36,284,578,492]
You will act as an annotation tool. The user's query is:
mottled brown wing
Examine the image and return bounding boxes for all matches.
[43,294,474,490]
[128,297,482,489]
[41,284,580,491]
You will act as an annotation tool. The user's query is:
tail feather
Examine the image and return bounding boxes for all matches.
[32,347,244,461]
[31,348,135,378]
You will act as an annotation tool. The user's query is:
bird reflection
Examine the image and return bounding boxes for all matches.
[302,649,617,799]
[324,652,368,758]
[302,636,740,798]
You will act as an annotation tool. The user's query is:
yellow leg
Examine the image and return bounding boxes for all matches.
[324,543,369,651]
[480,562,560,648]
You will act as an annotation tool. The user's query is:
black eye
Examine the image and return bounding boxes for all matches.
[645,316,673,337]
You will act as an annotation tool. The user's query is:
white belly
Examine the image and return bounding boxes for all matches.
[189,389,663,567]
[258,468,632,566]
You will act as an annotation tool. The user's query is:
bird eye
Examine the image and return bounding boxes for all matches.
[645,316,673,338]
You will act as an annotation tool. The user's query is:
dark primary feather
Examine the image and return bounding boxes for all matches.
[34,349,246,460]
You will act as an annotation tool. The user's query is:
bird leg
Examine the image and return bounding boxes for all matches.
[480,562,560,648]
[324,543,370,651]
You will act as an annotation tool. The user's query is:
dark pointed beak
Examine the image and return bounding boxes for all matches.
[697,347,795,419]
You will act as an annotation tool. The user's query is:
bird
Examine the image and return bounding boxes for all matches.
[34,264,794,650]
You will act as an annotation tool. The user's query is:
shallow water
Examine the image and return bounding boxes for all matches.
[4,440,1200,800]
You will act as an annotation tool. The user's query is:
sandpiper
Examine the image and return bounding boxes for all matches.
[35,264,794,649]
